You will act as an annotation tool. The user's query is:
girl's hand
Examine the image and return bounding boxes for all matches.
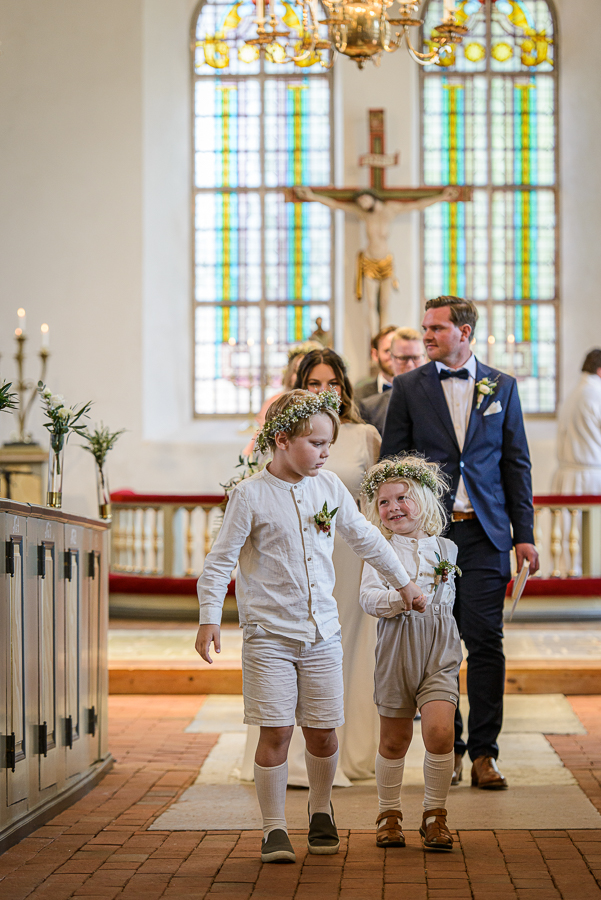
[412,593,427,613]
[195,624,221,663]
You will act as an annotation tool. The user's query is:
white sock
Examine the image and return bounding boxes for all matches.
[423,750,454,820]
[305,748,338,819]
[375,752,405,814]
[254,760,288,838]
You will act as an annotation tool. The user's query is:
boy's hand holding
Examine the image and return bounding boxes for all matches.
[398,580,426,612]
[196,624,221,663]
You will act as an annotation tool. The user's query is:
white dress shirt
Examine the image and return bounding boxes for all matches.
[377,372,393,393]
[198,467,410,642]
[435,354,477,512]
[360,533,457,618]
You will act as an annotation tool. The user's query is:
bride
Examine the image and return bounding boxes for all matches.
[240,348,381,784]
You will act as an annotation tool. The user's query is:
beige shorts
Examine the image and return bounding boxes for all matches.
[374,605,462,718]
[241,625,344,728]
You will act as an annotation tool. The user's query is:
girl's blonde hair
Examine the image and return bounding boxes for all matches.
[362,454,450,538]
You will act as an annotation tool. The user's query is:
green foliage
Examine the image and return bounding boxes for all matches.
[0,379,18,413]
[38,381,93,453]
[79,423,125,468]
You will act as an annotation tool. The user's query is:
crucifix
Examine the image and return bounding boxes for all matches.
[285,109,472,334]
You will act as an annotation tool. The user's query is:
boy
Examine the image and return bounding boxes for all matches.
[196,390,423,863]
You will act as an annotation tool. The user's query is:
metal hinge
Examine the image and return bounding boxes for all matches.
[5,733,16,772]
[64,550,73,582]
[87,551,96,578]
[38,544,46,578]
[38,722,48,757]
[6,541,15,577]
[87,706,97,737]
[65,715,73,749]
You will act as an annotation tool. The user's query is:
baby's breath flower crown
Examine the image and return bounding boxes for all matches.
[361,458,440,502]
[256,390,341,455]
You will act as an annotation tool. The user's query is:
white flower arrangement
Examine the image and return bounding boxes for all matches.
[361,459,439,502]
[38,381,92,455]
[475,376,499,409]
[256,390,341,455]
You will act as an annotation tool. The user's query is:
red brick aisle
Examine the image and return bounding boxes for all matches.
[2,695,601,900]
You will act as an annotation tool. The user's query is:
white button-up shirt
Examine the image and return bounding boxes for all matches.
[436,353,477,512]
[360,533,457,618]
[198,467,410,642]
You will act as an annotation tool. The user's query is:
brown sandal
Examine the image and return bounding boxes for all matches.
[375,809,405,848]
[419,808,453,851]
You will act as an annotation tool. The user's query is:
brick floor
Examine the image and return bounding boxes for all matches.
[2,695,601,898]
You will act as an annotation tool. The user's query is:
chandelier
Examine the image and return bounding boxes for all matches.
[195,0,468,71]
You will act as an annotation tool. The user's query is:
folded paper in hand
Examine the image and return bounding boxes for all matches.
[509,559,530,621]
[484,401,503,416]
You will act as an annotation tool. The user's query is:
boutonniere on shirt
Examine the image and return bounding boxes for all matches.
[433,553,462,587]
[475,376,499,409]
[314,501,339,537]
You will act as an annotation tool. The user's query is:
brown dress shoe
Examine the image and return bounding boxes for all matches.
[471,755,508,789]
[451,752,463,786]
[419,808,453,851]
[375,809,405,848]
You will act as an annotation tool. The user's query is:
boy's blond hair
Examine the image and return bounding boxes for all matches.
[259,389,340,453]
[362,454,449,538]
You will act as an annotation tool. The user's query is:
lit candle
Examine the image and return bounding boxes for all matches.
[17,308,26,334]
[256,0,264,23]
[443,0,454,22]
[41,323,50,350]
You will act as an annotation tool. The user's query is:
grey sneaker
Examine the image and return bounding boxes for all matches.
[307,802,340,855]
[261,829,296,863]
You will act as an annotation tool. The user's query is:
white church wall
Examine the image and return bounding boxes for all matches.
[1,0,600,513]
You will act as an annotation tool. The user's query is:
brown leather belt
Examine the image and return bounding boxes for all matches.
[451,511,477,522]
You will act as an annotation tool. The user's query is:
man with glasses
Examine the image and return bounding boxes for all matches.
[361,327,424,434]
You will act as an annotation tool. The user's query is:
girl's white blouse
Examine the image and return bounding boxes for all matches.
[360,532,458,618]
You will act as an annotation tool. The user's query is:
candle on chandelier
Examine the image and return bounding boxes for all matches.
[41,323,50,350]
[443,0,454,22]
[17,307,26,334]
[255,0,264,23]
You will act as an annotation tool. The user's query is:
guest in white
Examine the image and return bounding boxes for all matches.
[552,349,601,495]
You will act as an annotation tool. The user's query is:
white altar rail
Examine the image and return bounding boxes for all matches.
[110,491,601,582]
[532,495,601,579]
[110,490,226,579]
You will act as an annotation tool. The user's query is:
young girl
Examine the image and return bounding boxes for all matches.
[360,455,463,852]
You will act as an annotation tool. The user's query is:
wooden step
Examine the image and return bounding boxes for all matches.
[108,658,601,696]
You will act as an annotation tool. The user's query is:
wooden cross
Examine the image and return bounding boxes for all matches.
[284,108,472,204]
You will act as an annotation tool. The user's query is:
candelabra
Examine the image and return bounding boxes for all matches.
[9,330,50,445]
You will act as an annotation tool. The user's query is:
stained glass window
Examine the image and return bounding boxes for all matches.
[192,0,333,416]
[421,0,558,414]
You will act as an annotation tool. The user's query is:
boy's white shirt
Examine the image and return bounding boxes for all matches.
[360,533,458,619]
[198,467,410,642]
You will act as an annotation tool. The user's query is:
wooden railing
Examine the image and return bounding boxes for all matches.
[110,490,225,578]
[109,490,601,583]
[532,495,601,579]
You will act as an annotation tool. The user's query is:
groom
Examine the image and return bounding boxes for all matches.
[381,296,539,789]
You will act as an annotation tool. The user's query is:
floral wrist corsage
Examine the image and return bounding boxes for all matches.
[475,376,499,409]
[433,552,462,586]
[314,501,339,537]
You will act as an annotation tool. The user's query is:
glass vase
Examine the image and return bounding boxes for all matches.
[96,464,111,520]
[47,436,65,508]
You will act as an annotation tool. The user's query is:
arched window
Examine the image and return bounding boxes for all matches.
[420,0,558,413]
[192,0,333,416]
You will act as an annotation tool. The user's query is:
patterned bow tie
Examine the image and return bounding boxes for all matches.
[439,368,470,381]
[382,383,392,392]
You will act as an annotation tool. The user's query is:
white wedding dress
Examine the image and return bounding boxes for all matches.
[240,423,382,784]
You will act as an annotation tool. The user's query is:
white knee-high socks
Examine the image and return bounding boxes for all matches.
[254,760,288,838]
[423,749,454,811]
[306,748,338,819]
[375,752,405,813]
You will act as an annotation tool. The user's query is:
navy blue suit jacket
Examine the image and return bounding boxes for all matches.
[380,359,534,552]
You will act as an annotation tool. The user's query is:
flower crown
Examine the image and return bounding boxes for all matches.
[256,391,341,455]
[361,459,439,502]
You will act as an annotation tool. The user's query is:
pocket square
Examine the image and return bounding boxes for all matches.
[483,401,502,416]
